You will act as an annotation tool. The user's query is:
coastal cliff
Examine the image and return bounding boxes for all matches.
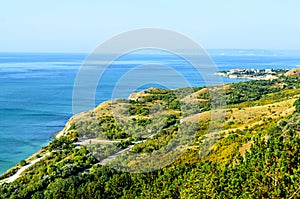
[1,72,300,198]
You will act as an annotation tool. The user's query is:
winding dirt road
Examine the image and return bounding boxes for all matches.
[0,154,48,184]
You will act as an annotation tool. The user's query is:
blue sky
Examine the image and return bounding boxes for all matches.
[1,0,300,52]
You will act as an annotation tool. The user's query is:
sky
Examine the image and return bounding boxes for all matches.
[1,0,300,52]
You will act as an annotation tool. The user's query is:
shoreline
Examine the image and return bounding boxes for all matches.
[215,68,292,81]
[216,73,278,81]
[1,67,298,179]
[0,145,48,181]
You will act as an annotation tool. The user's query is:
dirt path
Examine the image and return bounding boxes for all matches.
[0,153,49,184]
[74,138,120,146]
[83,140,146,172]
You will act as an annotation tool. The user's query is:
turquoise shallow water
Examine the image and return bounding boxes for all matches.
[0,50,299,174]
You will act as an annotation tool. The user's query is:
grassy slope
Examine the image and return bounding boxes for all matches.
[0,75,299,198]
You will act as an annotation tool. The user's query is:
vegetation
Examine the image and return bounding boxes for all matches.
[0,74,299,198]
[19,160,27,167]
[294,98,300,113]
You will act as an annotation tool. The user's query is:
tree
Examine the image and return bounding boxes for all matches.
[294,98,300,113]
[20,159,27,166]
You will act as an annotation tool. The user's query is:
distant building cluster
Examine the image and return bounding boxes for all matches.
[216,68,289,80]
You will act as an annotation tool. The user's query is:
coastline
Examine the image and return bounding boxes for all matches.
[54,119,72,139]
[0,145,48,182]
[0,118,72,179]
[0,117,73,178]
[214,68,287,81]
[215,73,278,80]
[1,66,299,180]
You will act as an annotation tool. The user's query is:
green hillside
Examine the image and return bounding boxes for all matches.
[0,74,299,199]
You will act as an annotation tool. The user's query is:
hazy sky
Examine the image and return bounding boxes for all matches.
[1,0,300,52]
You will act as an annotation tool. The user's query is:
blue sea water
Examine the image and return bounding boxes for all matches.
[0,49,300,174]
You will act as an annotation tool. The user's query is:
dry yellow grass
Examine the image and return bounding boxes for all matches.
[226,98,296,128]
[284,67,300,77]
[239,141,253,156]
[183,98,296,130]
[183,111,212,123]
[181,98,297,149]
[128,87,160,100]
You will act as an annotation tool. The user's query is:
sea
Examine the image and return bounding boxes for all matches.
[0,49,300,174]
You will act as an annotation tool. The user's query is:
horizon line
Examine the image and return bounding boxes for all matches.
[1,48,300,54]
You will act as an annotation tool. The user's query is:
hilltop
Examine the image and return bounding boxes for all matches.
[285,67,300,77]
[0,70,299,198]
